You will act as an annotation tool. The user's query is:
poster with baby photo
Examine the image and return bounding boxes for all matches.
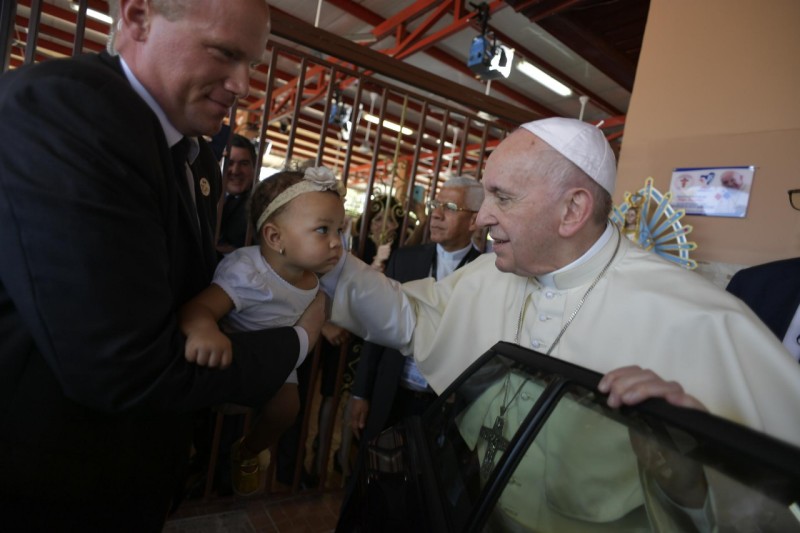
[669,166,755,218]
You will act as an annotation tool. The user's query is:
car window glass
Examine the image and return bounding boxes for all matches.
[423,355,553,531]
[487,381,800,532]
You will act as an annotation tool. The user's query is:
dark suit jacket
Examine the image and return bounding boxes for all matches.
[351,243,482,441]
[0,52,299,529]
[726,257,800,340]
[218,193,249,249]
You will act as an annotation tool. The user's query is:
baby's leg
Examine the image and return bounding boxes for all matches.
[241,383,300,458]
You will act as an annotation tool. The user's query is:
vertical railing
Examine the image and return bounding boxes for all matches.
[23,0,42,65]
[0,0,16,73]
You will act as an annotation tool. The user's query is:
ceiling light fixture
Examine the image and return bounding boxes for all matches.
[516,60,572,97]
[364,114,413,136]
[70,4,113,25]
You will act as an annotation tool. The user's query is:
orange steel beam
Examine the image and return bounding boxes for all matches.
[370,0,441,41]
[383,0,507,59]
[320,0,549,116]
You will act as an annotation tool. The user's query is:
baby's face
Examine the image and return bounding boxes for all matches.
[280,191,346,274]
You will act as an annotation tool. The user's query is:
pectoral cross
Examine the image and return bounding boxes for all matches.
[479,415,509,477]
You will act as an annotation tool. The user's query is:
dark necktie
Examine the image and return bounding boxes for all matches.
[171,137,190,188]
[171,137,200,227]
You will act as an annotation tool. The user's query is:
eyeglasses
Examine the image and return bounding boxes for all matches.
[789,189,800,211]
[426,199,474,213]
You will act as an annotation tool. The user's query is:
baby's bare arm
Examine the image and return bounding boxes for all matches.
[180,284,235,368]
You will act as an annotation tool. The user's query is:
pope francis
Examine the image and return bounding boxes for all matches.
[325,117,800,530]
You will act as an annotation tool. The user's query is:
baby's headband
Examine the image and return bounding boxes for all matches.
[256,166,345,231]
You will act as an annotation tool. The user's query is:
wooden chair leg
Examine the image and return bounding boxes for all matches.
[203,410,225,500]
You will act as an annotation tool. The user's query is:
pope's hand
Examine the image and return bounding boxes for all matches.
[601,366,709,508]
[598,365,707,411]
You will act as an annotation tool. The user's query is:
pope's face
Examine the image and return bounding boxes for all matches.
[476,129,564,277]
[132,0,270,137]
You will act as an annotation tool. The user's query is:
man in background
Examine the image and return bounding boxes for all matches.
[217,133,257,255]
[349,176,485,441]
[726,189,800,362]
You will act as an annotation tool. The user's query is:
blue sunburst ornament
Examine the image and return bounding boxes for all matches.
[610,177,698,270]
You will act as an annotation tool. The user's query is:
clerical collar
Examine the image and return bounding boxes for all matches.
[436,242,472,262]
[436,243,473,279]
[537,223,614,289]
[119,57,199,163]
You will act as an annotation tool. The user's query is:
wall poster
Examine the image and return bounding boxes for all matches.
[669,166,755,218]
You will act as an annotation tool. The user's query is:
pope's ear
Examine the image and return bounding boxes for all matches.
[559,188,593,238]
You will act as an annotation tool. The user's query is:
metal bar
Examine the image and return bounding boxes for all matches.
[399,100,429,246]
[430,108,451,197]
[340,75,364,187]
[285,57,309,162]
[317,66,339,167]
[256,50,280,169]
[356,87,389,260]
[475,122,491,181]
[72,0,88,56]
[456,116,470,176]
[0,0,16,73]
[23,0,42,65]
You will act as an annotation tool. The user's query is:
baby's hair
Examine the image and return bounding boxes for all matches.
[248,170,305,232]
[248,161,342,233]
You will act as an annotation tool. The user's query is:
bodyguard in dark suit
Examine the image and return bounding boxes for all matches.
[727,257,800,361]
[336,177,484,532]
[0,1,324,530]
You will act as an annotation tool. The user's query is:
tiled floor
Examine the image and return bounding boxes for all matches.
[164,488,344,533]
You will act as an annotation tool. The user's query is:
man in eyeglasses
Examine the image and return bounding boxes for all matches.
[349,176,485,441]
[726,189,800,363]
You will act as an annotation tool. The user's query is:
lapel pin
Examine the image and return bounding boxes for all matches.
[199,177,211,197]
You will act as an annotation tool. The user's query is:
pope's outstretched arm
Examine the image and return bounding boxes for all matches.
[322,252,417,354]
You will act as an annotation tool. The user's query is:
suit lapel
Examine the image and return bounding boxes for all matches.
[189,143,222,279]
